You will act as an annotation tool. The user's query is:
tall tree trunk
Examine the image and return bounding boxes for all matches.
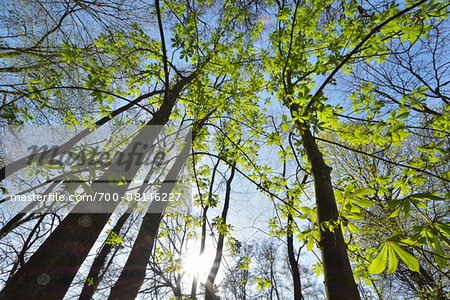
[287,211,303,300]
[205,164,235,300]
[107,210,163,300]
[0,74,196,300]
[189,205,208,299]
[78,209,131,300]
[300,127,361,300]
[107,111,213,300]
[79,156,161,299]
[190,158,219,299]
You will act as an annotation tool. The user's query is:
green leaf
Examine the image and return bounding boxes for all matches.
[296,229,312,240]
[409,192,445,201]
[306,236,314,251]
[387,243,398,274]
[399,238,421,247]
[388,204,402,218]
[435,255,447,268]
[390,243,420,273]
[432,239,447,268]
[352,198,374,208]
[410,199,428,209]
[387,199,402,208]
[344,183,354,197]
[347,222,360,233]
[435,223,450,236]
[351,187,370,197]
[397,111,409,119]
[369,244,388,274]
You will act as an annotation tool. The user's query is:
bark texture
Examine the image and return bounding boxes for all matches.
[301,127,361,300]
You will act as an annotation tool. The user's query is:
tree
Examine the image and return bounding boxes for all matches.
[323,127,449,299]
[317,15,450,297]
[1,0,265,299]
[222,239,325,299]
[260,0,449,298]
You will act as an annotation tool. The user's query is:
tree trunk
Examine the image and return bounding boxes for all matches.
[205,164,235,300]
[287,211,303,300]
[300,127,361,300]
[107,110,213,300]
[78,209,131,300]
[107,211,163,300]
[189,206,208,299]
[190,158,219,299]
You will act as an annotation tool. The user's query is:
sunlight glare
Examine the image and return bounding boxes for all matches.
[183,251,216,279]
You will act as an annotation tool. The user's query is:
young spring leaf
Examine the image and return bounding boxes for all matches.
[387,243,398,274]
[390,243,420,273]
[369,244,388,274]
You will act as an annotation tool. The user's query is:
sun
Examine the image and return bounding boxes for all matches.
[182,251,216,279]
